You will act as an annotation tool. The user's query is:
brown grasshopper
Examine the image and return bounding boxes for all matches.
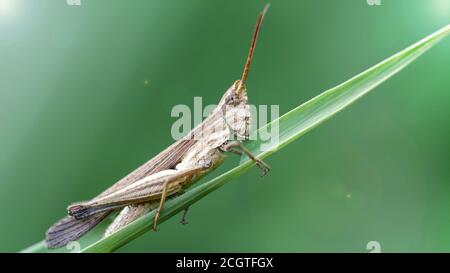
[46,4,271,249]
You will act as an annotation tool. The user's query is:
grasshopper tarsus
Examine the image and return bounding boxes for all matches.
[258,161,271,177]
[152,210,162,232]
[152,223,159,232]
[180,207,190,225]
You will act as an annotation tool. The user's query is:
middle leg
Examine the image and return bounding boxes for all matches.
[221,141,271,176]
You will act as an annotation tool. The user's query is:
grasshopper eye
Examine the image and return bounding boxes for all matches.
[227,95,237,104]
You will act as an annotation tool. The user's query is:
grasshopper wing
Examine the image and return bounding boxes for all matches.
[46,213,109,249]
[45,139,197,248]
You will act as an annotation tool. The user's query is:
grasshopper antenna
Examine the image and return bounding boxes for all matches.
[239,3,270,90]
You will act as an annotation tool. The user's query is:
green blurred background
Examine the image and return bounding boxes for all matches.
[1,0,449,252]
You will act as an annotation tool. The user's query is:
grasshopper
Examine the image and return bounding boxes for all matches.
[46,4,271,249]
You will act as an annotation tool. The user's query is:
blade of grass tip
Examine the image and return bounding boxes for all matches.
[245,23,450,158]
[21,23,449,253]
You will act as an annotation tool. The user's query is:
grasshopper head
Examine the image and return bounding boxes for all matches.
[215,4,269,140]
[221,80,248,107]
[217,80,251,140]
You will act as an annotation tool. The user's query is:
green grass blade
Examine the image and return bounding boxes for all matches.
[20,24,450,253]
[19,241,47,253]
